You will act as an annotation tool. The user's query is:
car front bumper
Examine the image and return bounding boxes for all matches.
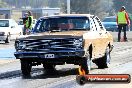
[14,50,85,59]
[0,35,7,41]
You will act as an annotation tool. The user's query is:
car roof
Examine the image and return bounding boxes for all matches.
[0,19,14,21]
[0,19,13,20]
[54,14,93,17]
[40,14,94,19]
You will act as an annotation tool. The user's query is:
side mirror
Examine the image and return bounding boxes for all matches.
[11,26,15,28]
[100,26,103,29]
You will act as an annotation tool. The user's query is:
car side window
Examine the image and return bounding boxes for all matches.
[90,18,97,31]
[35,19,43,32]
[93,17,105,32]
[95,17,105,31]
[33,19,49,33]
[93,17,101,32]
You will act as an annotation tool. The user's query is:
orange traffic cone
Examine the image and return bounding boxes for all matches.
[78,66,86,75]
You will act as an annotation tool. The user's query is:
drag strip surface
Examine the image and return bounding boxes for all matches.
[0,42,132,88]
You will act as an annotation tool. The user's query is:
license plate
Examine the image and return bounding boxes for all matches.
[45,54,55,58]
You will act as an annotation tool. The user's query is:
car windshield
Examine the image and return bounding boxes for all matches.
[0,20,9,27]
[103,17,116,22]
[33,16,90,33]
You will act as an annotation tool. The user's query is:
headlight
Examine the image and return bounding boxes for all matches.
[73,38,83,49]
[0,32,5,36]
[19,42,26,49]
[15,41,26,50]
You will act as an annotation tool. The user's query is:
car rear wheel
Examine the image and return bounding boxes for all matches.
[21,60,32,76]
[80,52,91,74]
[93,47,110,69]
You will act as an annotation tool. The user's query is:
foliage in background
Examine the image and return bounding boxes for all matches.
[0,0,8,8]
[113,0,132,20]
[2,0,132,19]
[70,0,114,19]
[113,0,132,13]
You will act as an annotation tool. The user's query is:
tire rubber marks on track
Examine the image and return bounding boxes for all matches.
[113,47,132,55]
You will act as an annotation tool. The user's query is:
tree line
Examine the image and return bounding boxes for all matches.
[0,0,132,19]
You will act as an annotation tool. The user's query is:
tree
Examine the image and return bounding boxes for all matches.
[70,0,113,19]
[113,0,132,14]
[2,0,115,19]
[0,0,8,8]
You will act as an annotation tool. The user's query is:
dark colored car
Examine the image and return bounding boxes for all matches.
[102,16,118,32]
[14,14,113,76]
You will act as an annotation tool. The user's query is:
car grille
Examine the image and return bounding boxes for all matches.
[20,38,81,51]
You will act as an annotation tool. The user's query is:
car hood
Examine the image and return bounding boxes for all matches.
[0,27,10,32]
[18,31,87,40]
[102,22,117,26]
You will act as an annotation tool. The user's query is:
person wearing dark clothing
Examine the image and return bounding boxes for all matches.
[116,6,130,42]
[21,13,28,35]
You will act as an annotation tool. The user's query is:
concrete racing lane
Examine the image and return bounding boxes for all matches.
[0,41,132,88]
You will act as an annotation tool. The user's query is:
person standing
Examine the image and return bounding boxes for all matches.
[117,6,130,42]
[22,13,28,35]
[25,11,33,35]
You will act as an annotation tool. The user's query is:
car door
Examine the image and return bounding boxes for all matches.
[89,17,102,59]
[93,17,106,58]
[94,17,108,56]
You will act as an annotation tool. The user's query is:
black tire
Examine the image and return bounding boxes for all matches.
[43,63,56,70]
[80,52,91,74]
[21,60,32,76]
[5,35,10,43]
[43,63,56,74]
[93,47,110,69]
[76,75,86,85]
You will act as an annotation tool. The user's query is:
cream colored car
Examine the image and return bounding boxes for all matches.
[0,19,22,43]
[14,14,113,76]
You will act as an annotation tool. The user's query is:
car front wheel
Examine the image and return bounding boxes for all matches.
[21,60,32,76]
[80,52,91,74]
[43,63,56,70]
[93,47,110,69]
